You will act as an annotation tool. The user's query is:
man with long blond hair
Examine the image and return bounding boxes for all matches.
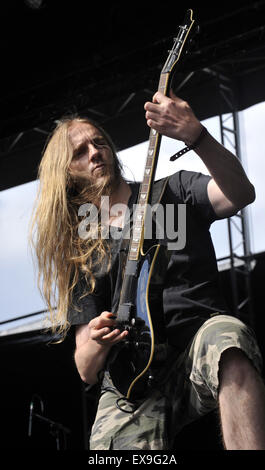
[31,91,265,450]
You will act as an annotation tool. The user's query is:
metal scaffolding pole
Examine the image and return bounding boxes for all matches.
[217,71,255,327]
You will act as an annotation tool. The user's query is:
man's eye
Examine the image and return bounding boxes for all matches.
[74,148,85,158]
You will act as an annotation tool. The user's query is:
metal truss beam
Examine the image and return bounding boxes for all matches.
[215,69,255,327]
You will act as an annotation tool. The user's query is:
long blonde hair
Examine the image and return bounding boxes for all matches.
[30,116,123,338]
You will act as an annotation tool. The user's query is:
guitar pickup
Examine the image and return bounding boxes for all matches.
[117,303,135,324]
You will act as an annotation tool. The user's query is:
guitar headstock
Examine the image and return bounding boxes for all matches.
[162,9,195,75]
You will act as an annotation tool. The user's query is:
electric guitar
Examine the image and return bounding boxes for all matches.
[107,9,195,402]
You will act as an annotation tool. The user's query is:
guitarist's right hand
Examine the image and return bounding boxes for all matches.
[89,311,128,347]
[75,311,128,385]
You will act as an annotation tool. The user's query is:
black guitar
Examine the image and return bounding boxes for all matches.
[107,9,195,401]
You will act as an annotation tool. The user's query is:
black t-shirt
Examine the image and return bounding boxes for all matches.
[68,170,228,352]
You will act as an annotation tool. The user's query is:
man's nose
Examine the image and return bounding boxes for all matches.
[88,141,101,160]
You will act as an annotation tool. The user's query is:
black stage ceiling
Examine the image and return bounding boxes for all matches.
[1,0,265,190]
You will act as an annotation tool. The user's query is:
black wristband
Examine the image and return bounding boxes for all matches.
[169,126,208,162]
[189,125,208,149]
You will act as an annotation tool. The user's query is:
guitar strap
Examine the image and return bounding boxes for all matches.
[150,175,170,207]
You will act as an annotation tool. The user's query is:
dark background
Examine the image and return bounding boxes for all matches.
[0,0,265,453]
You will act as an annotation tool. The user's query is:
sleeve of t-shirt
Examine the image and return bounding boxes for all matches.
[67,274,106,326]
[168,170,221,225]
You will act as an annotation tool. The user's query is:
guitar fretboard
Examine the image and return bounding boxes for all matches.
[128,73,170,261]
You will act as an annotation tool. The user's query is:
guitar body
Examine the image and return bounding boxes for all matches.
[108,243,168,401]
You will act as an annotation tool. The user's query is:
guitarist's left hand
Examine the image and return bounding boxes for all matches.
[144,90,202,146]
[145,90,256,220]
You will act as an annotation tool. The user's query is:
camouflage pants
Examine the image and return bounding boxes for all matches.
[89,314,263,450]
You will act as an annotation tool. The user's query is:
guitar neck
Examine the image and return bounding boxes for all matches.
[127,9,195,261]
[128,73,170,261]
